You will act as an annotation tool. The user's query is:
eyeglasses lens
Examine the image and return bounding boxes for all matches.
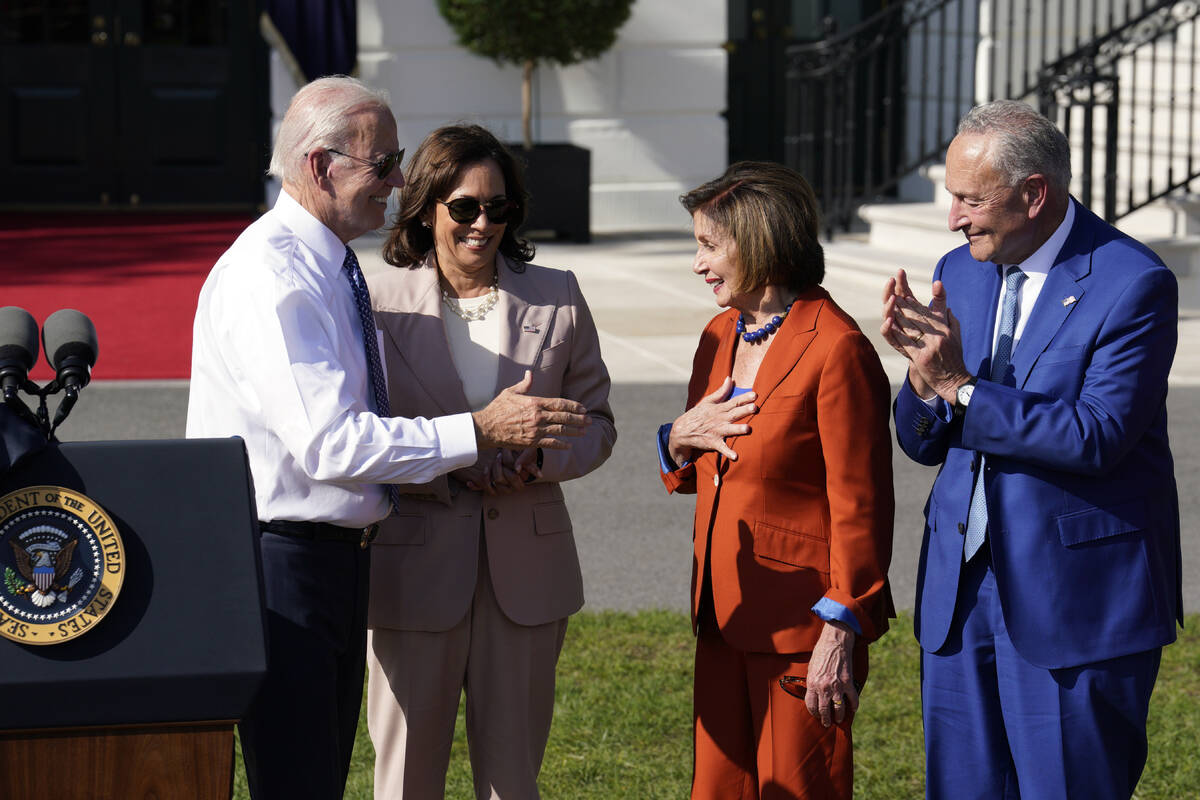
[376,149,404,179]
[445,198,514,224]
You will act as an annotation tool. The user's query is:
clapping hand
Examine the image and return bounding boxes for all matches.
[880,269,970,402]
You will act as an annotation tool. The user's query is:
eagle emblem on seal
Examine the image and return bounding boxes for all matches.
[7,526,85,608]
[0,486,124,645]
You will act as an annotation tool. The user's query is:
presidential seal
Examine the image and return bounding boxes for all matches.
[0,486,125,645]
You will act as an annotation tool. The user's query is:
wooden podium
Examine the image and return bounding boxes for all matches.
[0,722,235,798]
[0,439,267,800]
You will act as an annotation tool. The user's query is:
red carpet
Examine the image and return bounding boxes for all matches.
[0,213,255,380]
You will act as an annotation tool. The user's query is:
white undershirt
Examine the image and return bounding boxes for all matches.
[442,294,502,412]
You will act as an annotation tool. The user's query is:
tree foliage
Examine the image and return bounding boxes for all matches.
[437,0,635,69]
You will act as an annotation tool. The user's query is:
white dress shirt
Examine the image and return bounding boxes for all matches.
[186,190,478,528]
[987,199,1076,352]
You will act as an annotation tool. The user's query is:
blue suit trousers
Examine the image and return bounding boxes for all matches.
[922,548,1160,800]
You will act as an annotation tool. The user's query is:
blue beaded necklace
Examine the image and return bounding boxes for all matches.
[735,299,795,343]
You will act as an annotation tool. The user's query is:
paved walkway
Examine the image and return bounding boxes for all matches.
[65,231,1199,615]
[360,230,1198,615]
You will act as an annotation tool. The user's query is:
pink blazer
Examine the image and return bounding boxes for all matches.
[366,254,616,630]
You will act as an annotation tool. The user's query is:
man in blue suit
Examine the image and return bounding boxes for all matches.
[881,100,1181,799]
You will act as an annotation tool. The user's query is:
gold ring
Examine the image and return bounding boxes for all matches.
[912,331,925,342]
[832,698,844,707]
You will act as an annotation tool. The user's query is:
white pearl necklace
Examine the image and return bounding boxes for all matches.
[442,271,499,321]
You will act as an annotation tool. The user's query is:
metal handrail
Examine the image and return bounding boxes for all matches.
[784,0,1200,232]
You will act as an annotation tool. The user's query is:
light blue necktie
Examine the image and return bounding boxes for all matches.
[343,246,401,515]
[963,266,1026,561]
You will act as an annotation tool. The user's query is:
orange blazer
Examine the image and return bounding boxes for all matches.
[662,286,895,655]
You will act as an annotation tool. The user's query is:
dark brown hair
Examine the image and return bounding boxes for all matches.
[383,124,535,267]
[680,161,824,294]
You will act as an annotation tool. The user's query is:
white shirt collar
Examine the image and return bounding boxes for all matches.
[1011,198,1076,277]
[275,188,348,268]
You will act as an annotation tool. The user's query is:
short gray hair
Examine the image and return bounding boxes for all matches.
[956,100,1072,194]
[268,75,391,185]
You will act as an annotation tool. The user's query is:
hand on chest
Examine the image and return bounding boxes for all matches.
[713,342,819,480]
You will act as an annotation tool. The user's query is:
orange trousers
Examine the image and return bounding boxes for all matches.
[691,622,857,800]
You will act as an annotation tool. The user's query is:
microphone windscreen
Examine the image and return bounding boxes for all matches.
[0,306,39,369]
[42,309,98,370]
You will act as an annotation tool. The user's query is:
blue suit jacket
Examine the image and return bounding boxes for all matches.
[896,200,1183,670]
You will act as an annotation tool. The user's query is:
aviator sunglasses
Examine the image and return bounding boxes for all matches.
[438,196,518,225]
[326,147,405,179]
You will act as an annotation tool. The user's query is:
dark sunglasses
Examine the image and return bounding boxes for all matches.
[327,147,405,179]
[438,196,517,224]
[778,676,863,700]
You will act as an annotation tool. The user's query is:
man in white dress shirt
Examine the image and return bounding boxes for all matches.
[186,76,590,800]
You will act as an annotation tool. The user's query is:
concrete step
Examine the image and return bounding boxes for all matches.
[824,239,939,285]
[857,200,965,257]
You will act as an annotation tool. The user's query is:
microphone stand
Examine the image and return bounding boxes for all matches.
[3,377,70,441]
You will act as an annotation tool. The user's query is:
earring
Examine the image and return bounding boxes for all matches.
[421,221,431,228]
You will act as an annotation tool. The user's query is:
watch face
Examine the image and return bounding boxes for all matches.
[957,383,974,405]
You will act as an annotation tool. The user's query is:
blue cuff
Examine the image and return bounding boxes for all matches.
[811,597,862,635]
[934,395,952,422]
[657,422,687,473]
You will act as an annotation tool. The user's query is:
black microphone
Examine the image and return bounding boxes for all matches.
[0,306,39,400]
[42,310,98,435]
[42,309,98,393]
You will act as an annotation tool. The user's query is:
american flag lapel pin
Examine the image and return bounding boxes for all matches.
[1062,295,1077,307]
[522,324,540,334]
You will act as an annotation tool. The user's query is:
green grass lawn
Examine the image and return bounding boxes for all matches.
[233,611,1199,799]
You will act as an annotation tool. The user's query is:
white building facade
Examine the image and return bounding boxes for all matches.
[268,0,729,234]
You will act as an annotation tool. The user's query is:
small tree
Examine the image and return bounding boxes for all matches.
[437,0,635,150]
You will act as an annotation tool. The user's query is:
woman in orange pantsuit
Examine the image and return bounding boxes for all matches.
[658,162,895,799]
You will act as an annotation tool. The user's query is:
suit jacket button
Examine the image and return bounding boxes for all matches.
[713,473,720,487]
[957,522,965,535]
[487,508,499,520]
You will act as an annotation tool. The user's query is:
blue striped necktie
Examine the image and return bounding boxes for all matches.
[963,266,1026,561]
[343,246,401,515]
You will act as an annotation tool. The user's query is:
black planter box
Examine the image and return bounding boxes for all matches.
[508,143,591,243]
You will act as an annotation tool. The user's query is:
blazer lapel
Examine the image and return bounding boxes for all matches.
[704,311,738,472]
[750,286,822,403]
[957,259,1003,379]
[494,256,553,393]
[1012,206,1092,387]
[702,312,738,397]
[379,257,470,415]
[717,289,820,463]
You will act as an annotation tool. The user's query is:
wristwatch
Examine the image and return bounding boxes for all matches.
[953,378,978,421]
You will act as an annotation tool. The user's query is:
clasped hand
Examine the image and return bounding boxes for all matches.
[880,269,972,402]
[454,447,541,496]
[667,376,756,465]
